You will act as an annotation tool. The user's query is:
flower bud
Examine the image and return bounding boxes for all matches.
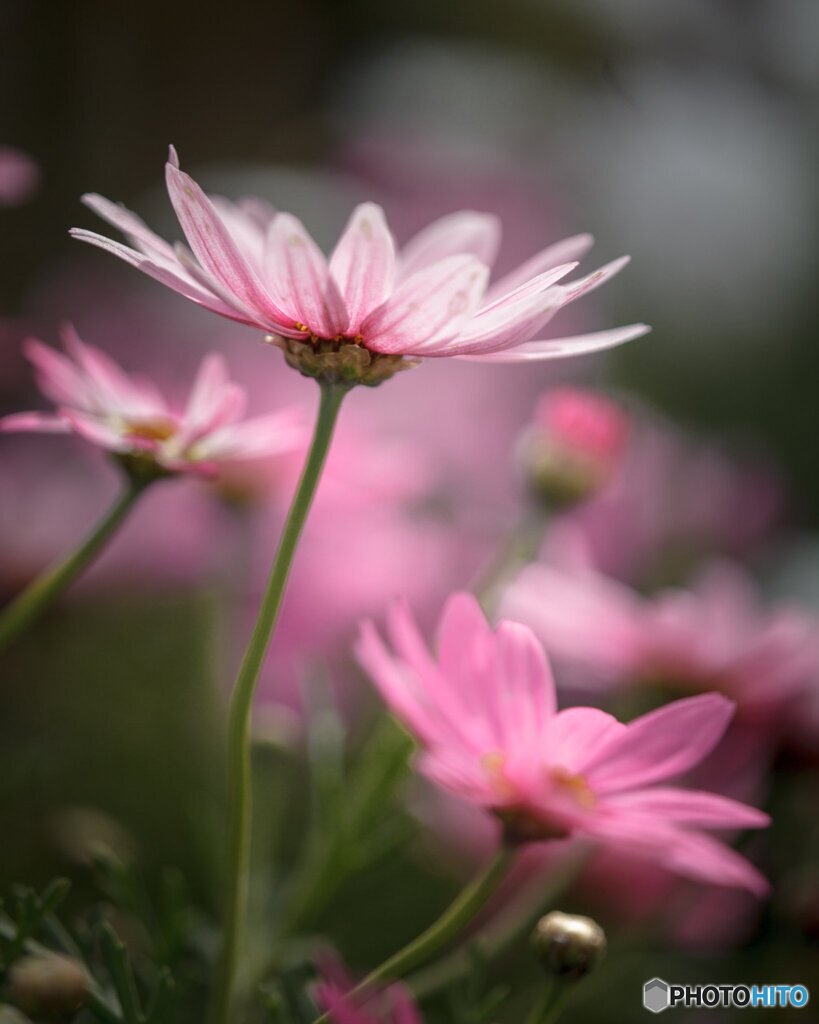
[8,954,90,1018]
[532,910,607,980]
[519,388,629,507]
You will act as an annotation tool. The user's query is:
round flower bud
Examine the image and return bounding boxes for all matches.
[532,910,607,980]
[8,953,90,1018]
[519,388,630,508]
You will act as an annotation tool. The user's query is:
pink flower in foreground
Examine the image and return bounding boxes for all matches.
[315,957,422,1024]
[71,148,648,372]
[520,387,630,505]
[356,593,769,893]
[316,982,422,1024]
[502,561,819,722]
[0,327,303,476]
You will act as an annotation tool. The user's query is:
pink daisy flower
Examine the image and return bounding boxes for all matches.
[501,561,819,722]
[0,326,303,476]
[70,148,648,377]
[356,592,769,894]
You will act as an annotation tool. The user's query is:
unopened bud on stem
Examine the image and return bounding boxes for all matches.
[519,388,629,508]
[532,910,606,981]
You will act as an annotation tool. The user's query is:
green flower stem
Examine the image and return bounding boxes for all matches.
[0,475,149,652]
[474,508,549,614]
[525,977,571,1024]
[409,843,593,1000]
[313,847,515,1024]
[212,380,348,1024]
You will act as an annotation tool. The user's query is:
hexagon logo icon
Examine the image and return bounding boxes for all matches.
[643,978,670,1014]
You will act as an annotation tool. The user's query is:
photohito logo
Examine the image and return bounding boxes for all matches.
[642,978,810,1013]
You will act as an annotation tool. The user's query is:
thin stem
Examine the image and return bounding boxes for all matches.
[0,476,148,652]
[211,380,347,1024]
[312,847,514,1024]
[525,977,571,1024]
[409,843,593,1000]
[474,508,549,615]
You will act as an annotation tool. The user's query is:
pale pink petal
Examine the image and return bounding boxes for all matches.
[547,708,626,774]
[177,354,246,449]
[585,693,735,793]
[485,234,595,303]
[663,830,770,896]
[607,788,770,829]
[70,229,267,328]
[556,256,631,307]
[60,410,128,452]
[493,619,557,742]
[436,591,494,678]
[60,325,167,417]
[586,816,769,895]
[195,407,305,461]
[165,154,297,330]
[23,338,93,408]
[0,411,71,434]
[329,203,396,333]
[210,195,268,267]
[432,262,578,356]
[355,619,438,744]
[80,193,177,262]
[400,211,501,278]
[264,212,349,337]
[501,564,647,679]
[362,256,489,355]
[456,324,651,362]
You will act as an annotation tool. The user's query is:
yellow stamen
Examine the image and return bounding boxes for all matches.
[125,418,177,442]
[550,767,597,809]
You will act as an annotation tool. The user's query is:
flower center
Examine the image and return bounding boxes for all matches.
[125,418,177,443]
[550,767,597,810]
[481,751,518,801]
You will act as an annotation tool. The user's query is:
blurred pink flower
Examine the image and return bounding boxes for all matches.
[519,387,630,504]
[0,441,231,595]
[315,957,422,1024]
[72,147,648,364]
[0,326,304,476]
[356,592,769,893]
[502,561,819,723]
[249,415,474,710]
[545,421,786,584]
[0,145,40,206]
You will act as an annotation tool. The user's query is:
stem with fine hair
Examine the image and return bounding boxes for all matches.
[312,846,515,1024]
[212,380,348,1024]
[0,475,149,652]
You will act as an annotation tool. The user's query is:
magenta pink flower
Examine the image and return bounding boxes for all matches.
[315,957,422,1024]
[71,148,648,366]
[534,388,630,471]
[0,326,303,476]
[502,561,819,722]
[356,592,769,894]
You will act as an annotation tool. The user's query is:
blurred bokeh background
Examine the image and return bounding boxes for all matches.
[1,1,818,1020]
